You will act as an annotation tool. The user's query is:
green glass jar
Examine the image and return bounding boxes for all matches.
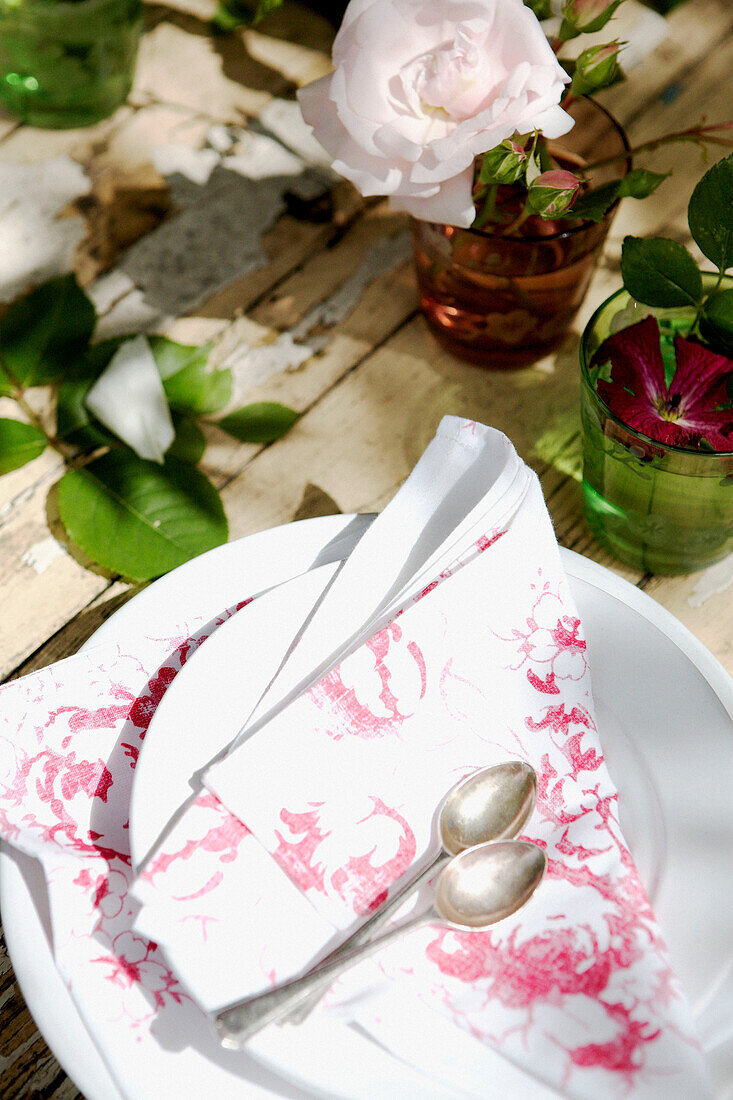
[580,278,733,575]
[0,0,143,129]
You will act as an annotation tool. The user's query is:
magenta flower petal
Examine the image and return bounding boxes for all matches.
[596,381,698,445]
[594,315,733,451]
[671,335,733,412]
[596,315,667,405]
[673,407,733,451]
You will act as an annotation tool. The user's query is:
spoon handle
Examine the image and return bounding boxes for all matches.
[283,849,449,1025]
[214,908,434,1049]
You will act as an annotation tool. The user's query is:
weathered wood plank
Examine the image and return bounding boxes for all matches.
[602,0,733,124]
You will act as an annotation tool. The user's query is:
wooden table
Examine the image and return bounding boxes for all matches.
[1,0,732,1095]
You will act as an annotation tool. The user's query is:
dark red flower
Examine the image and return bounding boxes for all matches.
[595,315,733,450]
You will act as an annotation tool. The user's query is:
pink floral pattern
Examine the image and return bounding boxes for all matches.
[198,482,709,1097]
[0,600,251,1038]
[271,795,417,915]
[499,575,589,689]
[310,622,427,739]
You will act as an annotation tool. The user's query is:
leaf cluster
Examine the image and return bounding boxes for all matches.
[0,275,299,582]
[620,153,733,355]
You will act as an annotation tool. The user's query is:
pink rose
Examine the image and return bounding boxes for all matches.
[298,0,573,227]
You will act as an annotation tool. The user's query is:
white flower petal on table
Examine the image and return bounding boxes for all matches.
[85,335,175,464]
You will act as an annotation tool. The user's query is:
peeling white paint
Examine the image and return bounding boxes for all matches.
[0,467,58,527]
[152,144,220,186]
[21,536,64,575]
[258,98,333,168]
[243,29,331,88]
[228,332,314,396]
[87,269,139,316]
[93,287,167,340]
[207,123,234,156]
[223,132,305,180]
[225,229,412,391]
[119,161,310,315]
[687,555,733,608]
[0,157,90,302]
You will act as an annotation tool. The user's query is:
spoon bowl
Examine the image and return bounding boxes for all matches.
[439,761,537,855]
[435,839,547,928]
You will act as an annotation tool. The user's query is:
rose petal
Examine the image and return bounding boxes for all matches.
[85,335,175,465]
[529,102,577,140]
[298,0,573,225]
[389,167,476,225]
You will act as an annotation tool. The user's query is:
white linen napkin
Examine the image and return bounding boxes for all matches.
[233,417,529,741]
[132,421,713,1099]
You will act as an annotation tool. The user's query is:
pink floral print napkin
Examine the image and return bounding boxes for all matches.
[0,419,715,1098]
[132,424,713,1099]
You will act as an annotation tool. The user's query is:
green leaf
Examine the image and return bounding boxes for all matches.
[254,0,283,20]
[571,170,668,223]
[150,336,232,416]
[211,0,282,28]
[76,338,126,380]
[0,417,47,474]
[0,275,96,388]
[525,143,543,187]
[164,362,232,415]
[56,376,117,448]
[621,237,703,308]
[570,182,620,223]
[168,415,207,464]
[147,335,213,381]
[700,288,733,356]
[57,451,228,582]
[619,169,669,201]
[688,153,733,273]
[523,0,552,17]
[217,402,299,444]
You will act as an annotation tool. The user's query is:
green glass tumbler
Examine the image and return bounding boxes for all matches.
[580,281,733,575]
[0,0,143,129]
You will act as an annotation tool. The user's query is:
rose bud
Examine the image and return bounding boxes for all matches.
[570,41,624,96]
[527,169,581,218]
[479,140,528,185]
[559,0,623,40]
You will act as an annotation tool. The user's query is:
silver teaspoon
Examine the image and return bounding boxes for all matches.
[214,838,546,1050]
[284,759,536,1025]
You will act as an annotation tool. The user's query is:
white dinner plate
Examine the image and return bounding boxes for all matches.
[2,516,733,1099]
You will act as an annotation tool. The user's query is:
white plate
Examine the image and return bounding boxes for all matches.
[2,517,733,1099]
